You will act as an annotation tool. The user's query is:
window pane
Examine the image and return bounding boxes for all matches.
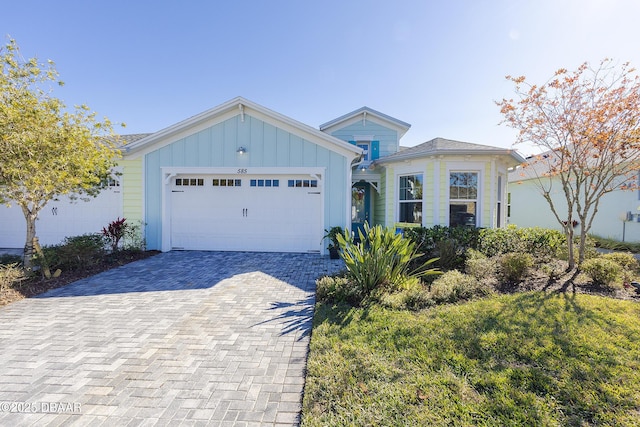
[399,175,423,201]
[450,172,478,200]
[450,202,476,227]
[399,202,422,223]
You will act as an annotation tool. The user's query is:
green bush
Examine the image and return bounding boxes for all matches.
[499,252,534,282]
[429,270,493,304]
[316,274,351,304]
[581,258,623,289]
[0,254,22,266]
[337,223,440,306]
[465,248,497,280]
[600,252,639,284]
[35,234,107,271]
[120,220,146,252]
[478,226,565,260]
[0,263,25,291]
[404,226,480,270]
[600,252,639,271]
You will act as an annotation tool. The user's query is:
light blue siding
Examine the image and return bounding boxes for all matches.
[143,114,350,250]
[330,121,398,158]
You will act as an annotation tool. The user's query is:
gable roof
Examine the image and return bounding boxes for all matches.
[374,137,526,164]
[319,106,411,138]
[123,97,362,159]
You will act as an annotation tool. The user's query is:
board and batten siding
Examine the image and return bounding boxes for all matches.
[142,114,348,251]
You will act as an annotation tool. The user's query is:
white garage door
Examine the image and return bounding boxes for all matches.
[170,174,323,252]
[0,184,123,248]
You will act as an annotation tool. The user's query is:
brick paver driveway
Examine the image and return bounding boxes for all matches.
[0,251,343,426]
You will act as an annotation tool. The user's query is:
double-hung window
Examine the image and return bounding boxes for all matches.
[398,174,423,224]
[449,171,478,227]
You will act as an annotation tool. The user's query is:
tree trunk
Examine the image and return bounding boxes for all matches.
[23,211,37,270]
[566,225,575,271]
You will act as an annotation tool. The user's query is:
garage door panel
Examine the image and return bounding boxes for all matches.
[169,174,322,252]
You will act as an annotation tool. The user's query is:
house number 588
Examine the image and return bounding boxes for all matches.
[237,168,247,174]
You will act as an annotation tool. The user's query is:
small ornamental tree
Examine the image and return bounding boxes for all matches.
[0,39,123,269]
[497,59,640,269]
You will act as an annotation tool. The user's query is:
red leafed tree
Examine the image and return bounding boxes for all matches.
[497,59,640,269]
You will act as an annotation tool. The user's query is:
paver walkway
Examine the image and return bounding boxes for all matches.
[0,251,344,426]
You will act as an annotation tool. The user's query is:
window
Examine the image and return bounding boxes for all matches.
[176,178,204,186]
[398,174,423,223]
[288,179,317,188]
[449,172,478,227]
[213,178,241,187]
[250,178,280,188]
[357,142,370,161]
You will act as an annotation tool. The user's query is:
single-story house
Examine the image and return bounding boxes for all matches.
[0,97,524,254]
[508,160,640,242]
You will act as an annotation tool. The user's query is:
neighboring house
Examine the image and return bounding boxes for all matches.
[0,97,524,253]
[508,162,640,242]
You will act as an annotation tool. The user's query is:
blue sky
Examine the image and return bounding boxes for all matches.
[3,0,640,155]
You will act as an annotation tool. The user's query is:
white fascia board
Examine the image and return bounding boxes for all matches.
[125,97,362,162]
[321,112,410,139]
[376,149,525,166]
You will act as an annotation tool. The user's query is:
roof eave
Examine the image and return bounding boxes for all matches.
[374,149,526,165]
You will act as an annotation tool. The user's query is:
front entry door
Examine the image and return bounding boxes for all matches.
[351,183,370,238]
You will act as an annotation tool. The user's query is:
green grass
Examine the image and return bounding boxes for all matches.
[302,293,640,426]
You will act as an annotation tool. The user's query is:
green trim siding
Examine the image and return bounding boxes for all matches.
[121,159,143,223]
[483,162,492,227]
[373,169,386,227]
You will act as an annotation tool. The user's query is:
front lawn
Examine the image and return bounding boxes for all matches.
[302,293,640,426]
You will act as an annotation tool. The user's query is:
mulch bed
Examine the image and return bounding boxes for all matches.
[0,250,160,308]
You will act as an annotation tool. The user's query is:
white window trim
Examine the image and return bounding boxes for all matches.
[395,170,425,225]
[446,163,483,227]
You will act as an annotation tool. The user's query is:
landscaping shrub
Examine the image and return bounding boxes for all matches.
[465,248,497,280]
[316,274,352,304]
[581,257,623,289]
[337,223,440,306]
[404,226,480,271]
[600,252,639,271]
[0,254,22,266]
[499,252,534,282]
[429,270,492,304]
[35,234,107,271]
[0,263,25,292]
[478,225,565,260]
[120,220,146,252]
[600,252,639,284]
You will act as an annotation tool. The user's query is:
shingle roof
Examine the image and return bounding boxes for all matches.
[119,133,154,144]
[375,137,525,164]
[319,106,411,137]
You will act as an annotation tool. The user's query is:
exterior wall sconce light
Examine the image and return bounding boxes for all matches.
[237,147,246,154]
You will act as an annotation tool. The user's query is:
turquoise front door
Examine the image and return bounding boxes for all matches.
[351,183,370,238]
